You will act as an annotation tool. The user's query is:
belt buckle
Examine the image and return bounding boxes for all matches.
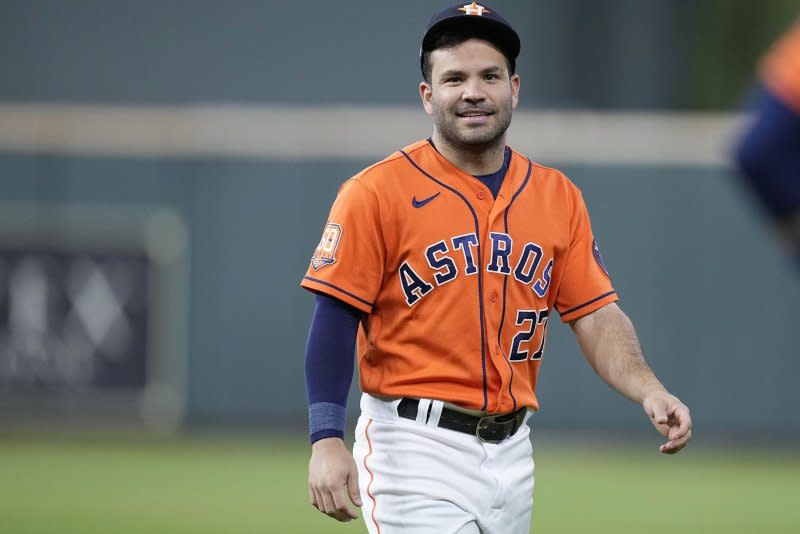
[475,412,523,443]
[475,415,504,444]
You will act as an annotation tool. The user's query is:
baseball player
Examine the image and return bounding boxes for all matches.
[735,18,800,260]
[302,3,692,532]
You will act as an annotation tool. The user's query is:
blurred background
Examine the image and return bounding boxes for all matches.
[1,1,798,533]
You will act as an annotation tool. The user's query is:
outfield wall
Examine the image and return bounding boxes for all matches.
[1,1,798,439]
[0,137,797,438]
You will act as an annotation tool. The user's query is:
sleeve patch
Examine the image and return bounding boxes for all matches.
[311,223,342,271]
[592,238,611,279]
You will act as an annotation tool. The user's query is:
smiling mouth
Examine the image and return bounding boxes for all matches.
[457,110,493,118]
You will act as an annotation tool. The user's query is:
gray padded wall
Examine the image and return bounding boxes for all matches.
[2,0,797,437]
[1,154,797,436]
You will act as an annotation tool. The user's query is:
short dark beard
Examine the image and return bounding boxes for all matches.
[431,98,512,155]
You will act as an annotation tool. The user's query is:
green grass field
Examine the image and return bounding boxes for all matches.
[1,434,798,533]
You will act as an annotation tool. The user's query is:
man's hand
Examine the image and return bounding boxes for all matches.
[642,391,692,454]
[308,437,362,522]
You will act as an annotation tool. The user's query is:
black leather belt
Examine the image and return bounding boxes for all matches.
[397,398,526,443]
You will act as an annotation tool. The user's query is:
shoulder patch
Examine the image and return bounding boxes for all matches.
[311,223,342,271]
[592,238,611,279]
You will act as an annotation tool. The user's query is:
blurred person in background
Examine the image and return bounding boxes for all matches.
[735,19,800,262]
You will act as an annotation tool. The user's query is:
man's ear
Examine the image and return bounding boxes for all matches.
[510,73,520,110]
[420,81,434,115]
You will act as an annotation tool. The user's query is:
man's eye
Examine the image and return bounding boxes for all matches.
[444,77,460,83]
[485,74,498,80]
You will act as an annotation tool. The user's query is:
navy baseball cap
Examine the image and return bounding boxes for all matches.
[420,2,521,76]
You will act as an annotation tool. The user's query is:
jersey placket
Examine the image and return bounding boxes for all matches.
[478,180,519,414]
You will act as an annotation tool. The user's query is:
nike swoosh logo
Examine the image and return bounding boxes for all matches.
[412,192,440,208]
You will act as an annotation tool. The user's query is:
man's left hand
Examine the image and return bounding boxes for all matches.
[642,391,692,454]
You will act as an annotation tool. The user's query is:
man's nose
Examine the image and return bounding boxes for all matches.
[461,79,486,102]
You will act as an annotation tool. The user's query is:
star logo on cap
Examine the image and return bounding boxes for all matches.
[459,1,489,16]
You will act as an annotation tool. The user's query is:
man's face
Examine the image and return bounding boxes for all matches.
[420,38,520,150]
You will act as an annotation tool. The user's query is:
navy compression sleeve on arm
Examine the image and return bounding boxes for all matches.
[735,87,800,220]
[305,293,362,443]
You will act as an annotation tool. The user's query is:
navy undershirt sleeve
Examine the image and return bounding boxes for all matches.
[305,293,362,443]
[735,86,800,220]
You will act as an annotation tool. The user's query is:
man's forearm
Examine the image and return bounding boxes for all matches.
[571,303,666,404]
[571,302,693,453]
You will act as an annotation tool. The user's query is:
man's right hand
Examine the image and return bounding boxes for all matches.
[308,437,362,522]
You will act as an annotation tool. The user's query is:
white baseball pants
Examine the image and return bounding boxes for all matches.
[353,393,535,534]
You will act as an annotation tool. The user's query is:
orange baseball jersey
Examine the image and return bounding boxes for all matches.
[301,139,617,414]
[761,18,800,113]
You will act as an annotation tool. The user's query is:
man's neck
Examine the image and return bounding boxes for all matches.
[430,131,506,176]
